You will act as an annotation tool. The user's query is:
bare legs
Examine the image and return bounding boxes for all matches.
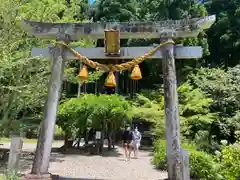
[124,145,129,161]
[128,145,132,159]
[123,143,132,161]
[133,143,139,158]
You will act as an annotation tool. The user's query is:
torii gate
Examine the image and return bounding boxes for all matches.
[20,15,215,180]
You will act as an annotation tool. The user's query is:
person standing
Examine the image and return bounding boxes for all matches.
[132,127,142,158]
[122,125,133,161]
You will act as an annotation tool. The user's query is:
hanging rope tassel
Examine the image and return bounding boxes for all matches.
[56,39,174,72]
[131,65,142,80]
[78,65,88,82]
[105,72,116,87]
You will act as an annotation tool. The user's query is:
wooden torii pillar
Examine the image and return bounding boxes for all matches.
[20,15,215,180]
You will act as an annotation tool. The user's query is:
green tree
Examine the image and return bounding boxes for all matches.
[91,0,138,22]
[0,0,93,136]
[134,0,210,88]
[131,93,165,137]
[131,83,216,144]
[57,94,132,149]
[178,83,217,140]
[189,66,240,145]
[205,0,240,66]
[137,0,207,21]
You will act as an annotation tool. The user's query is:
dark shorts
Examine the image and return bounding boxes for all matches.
[123,141,131,149]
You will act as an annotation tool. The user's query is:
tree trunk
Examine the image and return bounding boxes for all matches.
[107,131,114,150]
[64,131,68,151]
[84,130,89,145]
[107,136,111,150]
[100,130,104,154]
[77,137,81,148]
[112,133,116,149]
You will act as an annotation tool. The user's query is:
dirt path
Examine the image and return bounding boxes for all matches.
[1,142,167,180]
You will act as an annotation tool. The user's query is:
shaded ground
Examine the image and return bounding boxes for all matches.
[1,142,167,180]
[0,142,63,174]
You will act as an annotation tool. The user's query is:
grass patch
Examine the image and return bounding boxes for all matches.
[0,170,20,180]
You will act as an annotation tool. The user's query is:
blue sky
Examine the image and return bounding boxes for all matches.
[88,0,96,5]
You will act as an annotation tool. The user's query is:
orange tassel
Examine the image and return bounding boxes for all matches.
[105,72,116,87]
[78,65,88,82]
[131,65,142,80]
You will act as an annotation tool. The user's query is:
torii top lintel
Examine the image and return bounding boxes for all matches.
[20,15,216,40]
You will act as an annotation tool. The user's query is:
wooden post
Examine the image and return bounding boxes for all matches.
[8,137,23,172]
[31,42,66,174]
[161,39,182,180]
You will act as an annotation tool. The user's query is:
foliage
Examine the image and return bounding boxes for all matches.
[189,66,240,116]
[205,0,240,66]
[91,0,138,22]
[137,0,207,21]
[54,125,65,137]
[0,0,49,136]
[189,150,223,180]
[153,138,240,180]
[189,66,240,144]
[220,144,240,180]
[57,94,132,138]
[1,170,19,180]
[152,139,223,180]
[86,94,132,131]
[57,97,89,137]
[152,139,167,170]
[134,83,216,143]
[133,94,164,126]
[178,83,217,140]
[131,94,165,136]
[0,0,98,136]
[152,139,196,170]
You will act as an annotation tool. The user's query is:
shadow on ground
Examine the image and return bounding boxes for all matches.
[52,147,122,157]
[139,145,154,151]
[0,149,65,174]
[0,145,122,175]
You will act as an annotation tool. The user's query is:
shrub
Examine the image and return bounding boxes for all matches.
[189,67,240,145]
[54,125,64,139]
[190,150,223,180]
[54,125,64,136]
[152,139,223,180]
[152,139,196,170]
[152,139,167,170]
[57,94,132,139]
[1,170,19,180]
[220,144,240,180]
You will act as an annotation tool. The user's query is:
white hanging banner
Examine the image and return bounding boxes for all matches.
[95,131,101,140]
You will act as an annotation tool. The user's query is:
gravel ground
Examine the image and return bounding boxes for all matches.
[1,142,167,180]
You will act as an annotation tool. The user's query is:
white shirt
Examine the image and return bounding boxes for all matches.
[133,131,141,144]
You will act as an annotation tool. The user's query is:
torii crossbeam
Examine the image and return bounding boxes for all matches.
[32,46,203,60]
[21,15,215,40]
[20,15,216,180]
